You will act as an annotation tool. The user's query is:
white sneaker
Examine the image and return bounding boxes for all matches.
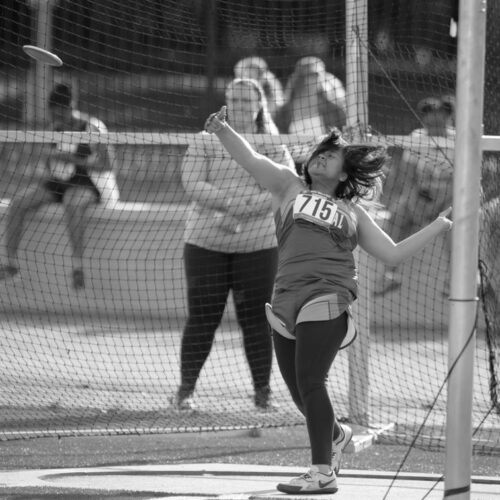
[171,394,196,411]
[177,396,196,411]
[277,466,338,494]
[332,424,353,474]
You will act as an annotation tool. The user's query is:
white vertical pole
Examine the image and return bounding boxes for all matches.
[26,0,55,127]
[345,0,368,133]
[444,1,487,499]
[346,0,370,426]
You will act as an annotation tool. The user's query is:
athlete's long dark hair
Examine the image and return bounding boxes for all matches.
[303,128,386,200]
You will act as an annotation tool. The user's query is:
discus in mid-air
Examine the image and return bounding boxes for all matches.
[22,45,63,67]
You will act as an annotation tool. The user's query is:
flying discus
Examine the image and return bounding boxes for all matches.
[23,45,63,67]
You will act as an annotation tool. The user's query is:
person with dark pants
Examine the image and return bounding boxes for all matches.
[176,78,294,411]
[273,315,348,467]
[205,107,452,494]
[179,244,277,409]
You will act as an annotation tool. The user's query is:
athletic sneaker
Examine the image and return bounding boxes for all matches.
[72,268,84,290]
[173,387,197,411]
[175,395,196,411]
[277,466,338,494]
[0,264,19,281]
[332,423,353,474]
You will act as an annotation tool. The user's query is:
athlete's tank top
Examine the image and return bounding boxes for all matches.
[271,189,358,332]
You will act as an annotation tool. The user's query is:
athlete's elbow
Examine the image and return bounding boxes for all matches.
[377,248,402,266]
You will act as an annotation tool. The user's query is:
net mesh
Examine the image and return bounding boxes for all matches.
[0,0,499,454]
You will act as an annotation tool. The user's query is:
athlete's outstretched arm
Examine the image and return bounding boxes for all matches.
[205,106,298,196]
[356,205,452,266]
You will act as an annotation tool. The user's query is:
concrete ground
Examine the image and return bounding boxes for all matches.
[1,426,499,500]
[0,462,499,500]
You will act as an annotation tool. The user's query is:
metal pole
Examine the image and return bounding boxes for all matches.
[345,0,369,134]
[444,1,487,499]
[204,0,217,120]
[37,0,55,126]
[26,0,55,127]
[346,0,370,426]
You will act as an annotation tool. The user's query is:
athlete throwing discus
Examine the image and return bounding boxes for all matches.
[205,106,452,495]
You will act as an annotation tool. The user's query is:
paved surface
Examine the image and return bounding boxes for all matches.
[0,463,499,499]
[1,424,499,499]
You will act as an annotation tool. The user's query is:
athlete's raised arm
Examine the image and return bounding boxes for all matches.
[205,106,298,197]
[356,204,452,266]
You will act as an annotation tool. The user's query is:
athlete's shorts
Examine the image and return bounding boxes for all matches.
[265,292,357,349]
[45,173,100,204]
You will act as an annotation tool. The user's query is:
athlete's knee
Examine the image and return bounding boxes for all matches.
[290,391,304,412]
[283,379,304,410]
[297,372,327,401]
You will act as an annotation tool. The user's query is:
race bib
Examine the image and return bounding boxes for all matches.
[293,192,345,229]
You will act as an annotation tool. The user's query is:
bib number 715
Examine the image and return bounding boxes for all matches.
[293,193,339,227]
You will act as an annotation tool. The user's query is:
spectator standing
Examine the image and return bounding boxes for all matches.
[176,78,295,411]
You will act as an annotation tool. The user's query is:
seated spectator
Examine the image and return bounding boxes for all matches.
[233,56,285,119]
[0,83,119,290]
[375,95,455,295]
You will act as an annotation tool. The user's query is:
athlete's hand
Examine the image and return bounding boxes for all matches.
[437,206,453,232]
[205,106,227,134]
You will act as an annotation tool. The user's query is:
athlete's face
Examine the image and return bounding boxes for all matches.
[226,84,261,127]
[307,149,346,184]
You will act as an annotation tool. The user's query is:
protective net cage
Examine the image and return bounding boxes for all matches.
[0,0,499,454]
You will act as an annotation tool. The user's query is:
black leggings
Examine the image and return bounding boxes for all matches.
[273,314,348,465]
[179,243,277,396]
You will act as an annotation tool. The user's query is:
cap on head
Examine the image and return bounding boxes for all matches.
[48,83,72,108]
